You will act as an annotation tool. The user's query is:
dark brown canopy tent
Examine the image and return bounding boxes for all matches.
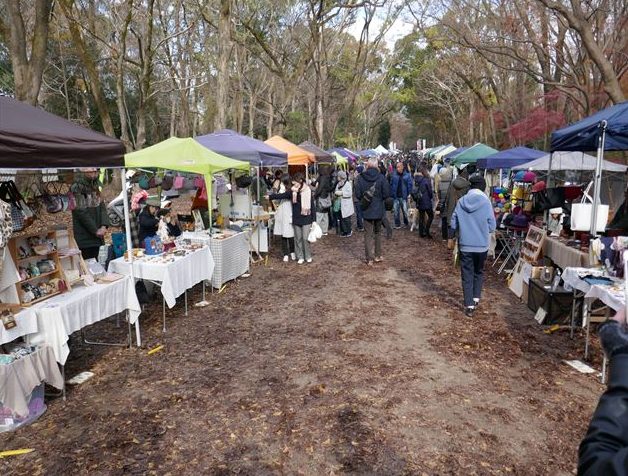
[0,96,125,168]
[298,141,335,164]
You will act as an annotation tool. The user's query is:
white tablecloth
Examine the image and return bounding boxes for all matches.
[586,283,625,312]
[0,308,38,346]
[0,344,63,416]
[27,277,141,364]
[182,232,250,289]
[108,247,214,308]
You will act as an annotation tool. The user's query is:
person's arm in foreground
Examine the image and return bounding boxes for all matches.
[579,313,628,476]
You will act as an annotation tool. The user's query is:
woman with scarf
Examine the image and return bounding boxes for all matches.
[268,175,296,262]
[291,172,314,264]
[71,168,110,259]
[334,170,355,237]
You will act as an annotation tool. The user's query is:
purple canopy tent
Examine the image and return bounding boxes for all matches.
[195,129,287,166]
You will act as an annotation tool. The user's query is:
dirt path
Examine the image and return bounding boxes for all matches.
[1,225,604,475]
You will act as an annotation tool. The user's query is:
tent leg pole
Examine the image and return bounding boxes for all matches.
[121,169,141,347]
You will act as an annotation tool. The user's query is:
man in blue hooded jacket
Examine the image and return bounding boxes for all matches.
[450,175,495,317]
[389,162,413,228]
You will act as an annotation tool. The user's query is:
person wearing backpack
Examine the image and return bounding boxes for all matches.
[355,157,390,265]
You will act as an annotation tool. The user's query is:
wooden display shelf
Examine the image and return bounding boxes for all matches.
[21,291,61,307]
[17,252,56,263]
[8,229,70,307]
[18,270,59,284]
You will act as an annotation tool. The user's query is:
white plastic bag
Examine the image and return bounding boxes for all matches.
[308,222,322,243]
[571,203,609,232]
[570,182,609,232]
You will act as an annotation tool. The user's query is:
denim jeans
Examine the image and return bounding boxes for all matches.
[294,224,312,260]
[460,251,488,307]
[393,197,409,227]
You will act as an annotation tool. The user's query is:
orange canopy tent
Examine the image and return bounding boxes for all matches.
[264,136,315,165]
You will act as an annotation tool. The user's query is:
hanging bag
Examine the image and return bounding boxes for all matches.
[570,182,609,233]
[0,181,34,232]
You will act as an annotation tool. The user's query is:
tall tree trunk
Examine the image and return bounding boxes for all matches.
[537,0,625,103]
[3,0,52,105]
[215,0,231,130]
[59,0,115,137]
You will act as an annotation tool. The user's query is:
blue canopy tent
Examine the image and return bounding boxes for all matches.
[551,101,628,152]
[358,149,378,157]
[443,146,468,162]
[550,101,628,236]
[195,129,287,166]
[476,146,545,170]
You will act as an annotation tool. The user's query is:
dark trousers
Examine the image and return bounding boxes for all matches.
[419,209,434,237]
[460,251,488,307]
[340,216,352,235]
[441,215,448,239]
[81,246,101,260]
[354,201,364,230]
[281,237,294,256]
[364,219,382,261]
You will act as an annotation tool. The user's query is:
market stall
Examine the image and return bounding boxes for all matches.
[451,143,499,167]
[196,129,288,255]
[0,96,138,426]
[265,136,315,179]
[299,141,334,164]
[123,137,250,294]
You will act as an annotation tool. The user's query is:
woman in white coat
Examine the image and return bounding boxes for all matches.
[268,176,295,262]
[334,170,355,237]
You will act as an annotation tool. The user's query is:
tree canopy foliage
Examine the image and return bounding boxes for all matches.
[0,0,625,151]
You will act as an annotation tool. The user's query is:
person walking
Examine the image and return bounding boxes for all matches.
[435,164,453,239]
[379,162,393,239]
[291,172,314,264]
[450,175,496,317]
[445,165,470,238]
[334,170,354,237]
[351,164,364,231]
[314,165,332,235]
[268,176,296,262]
[356,157,390,265]
[414,167,435,238]
[389,161,413,229]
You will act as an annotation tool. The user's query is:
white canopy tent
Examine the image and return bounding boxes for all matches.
[512,151,627,172]
[433,145,457,162]
[374,144,388,155]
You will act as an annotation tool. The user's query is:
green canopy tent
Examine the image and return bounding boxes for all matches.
[331,151,348,170]
[452,143,499,166]
[125,137,250,201]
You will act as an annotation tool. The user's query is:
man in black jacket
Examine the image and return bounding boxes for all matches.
[579,310,628,475]
[355,157,390,265]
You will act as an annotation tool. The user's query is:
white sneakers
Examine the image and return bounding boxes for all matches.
[306,258,313,263]
[283,255,289,262]
[297,259,305,264]
[290,253,296,261]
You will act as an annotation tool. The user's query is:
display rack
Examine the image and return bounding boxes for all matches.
[8,230,69,306]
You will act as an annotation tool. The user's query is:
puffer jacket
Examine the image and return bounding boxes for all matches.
[445,175,470,221]
[436,167,453,210]
[355,168,390,220]
[579,353,628,475]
